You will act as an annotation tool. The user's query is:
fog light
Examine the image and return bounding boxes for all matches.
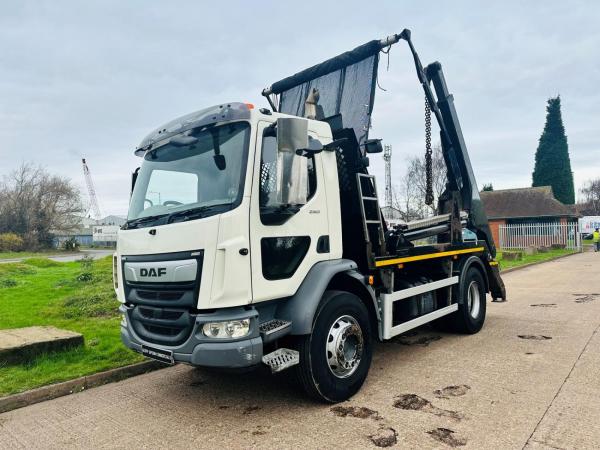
[202,319,250,339]
[120,313,127,327]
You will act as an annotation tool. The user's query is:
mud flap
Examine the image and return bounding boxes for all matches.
[487,264,506,302]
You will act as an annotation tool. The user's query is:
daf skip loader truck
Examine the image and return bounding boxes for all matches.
[115,29,506,402]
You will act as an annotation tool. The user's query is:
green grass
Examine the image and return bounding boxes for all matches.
[0,257,143,397]
[497,248,578,271]
[0,249,79,260]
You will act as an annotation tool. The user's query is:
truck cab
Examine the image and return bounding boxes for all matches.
[117,103,346,371]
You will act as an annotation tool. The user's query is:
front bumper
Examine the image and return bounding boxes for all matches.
[120,305,263,368]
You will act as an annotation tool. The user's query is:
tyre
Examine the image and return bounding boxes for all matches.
[295,290,372,403]
[436,266,486,334]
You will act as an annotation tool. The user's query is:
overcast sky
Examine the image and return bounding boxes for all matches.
[1,1,599,216]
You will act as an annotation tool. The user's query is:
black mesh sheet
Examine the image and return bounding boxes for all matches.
[270,41,380,148]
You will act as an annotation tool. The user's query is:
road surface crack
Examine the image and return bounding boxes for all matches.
[522,321,600,449]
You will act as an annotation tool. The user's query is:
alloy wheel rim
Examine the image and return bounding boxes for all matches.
[326,315,364,378]
[467,280,481,319]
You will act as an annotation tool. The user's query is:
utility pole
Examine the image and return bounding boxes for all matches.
[383,144,392,208]
[82,158,102,219]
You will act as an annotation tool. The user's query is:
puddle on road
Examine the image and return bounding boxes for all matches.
[427,427,467,447]
[573,293,599,304]
[369,427,398,447]
[242,405,262,414]
[393,394,463,420]
[434,385,471,399]
[330,405,381,420]
[518,335,552,340]
[391,330,442,347]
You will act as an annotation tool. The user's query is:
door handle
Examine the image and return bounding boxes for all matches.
[239,248,249,255]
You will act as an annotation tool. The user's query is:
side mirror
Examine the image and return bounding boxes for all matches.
[213,154,226,170]
[365,139,383,154]
[276,118,309,205]
[131,167,140,195]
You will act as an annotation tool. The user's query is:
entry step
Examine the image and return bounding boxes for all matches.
[262,348,299,373]
[0,326,83,365]
[259,319,291,343]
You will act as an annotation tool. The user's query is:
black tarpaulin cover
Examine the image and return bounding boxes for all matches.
[268,40,381,147]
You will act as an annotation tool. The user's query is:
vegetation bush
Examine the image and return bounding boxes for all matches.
[63,237,80,251]
[0,233,24,252]
[0,278,18,288]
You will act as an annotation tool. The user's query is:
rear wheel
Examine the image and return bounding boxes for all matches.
[453,267,487,333]
[295,290,372,403]
[434,266,486,334]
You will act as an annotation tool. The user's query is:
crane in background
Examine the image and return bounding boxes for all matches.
[383,144,392,208]
[81,158,102,219]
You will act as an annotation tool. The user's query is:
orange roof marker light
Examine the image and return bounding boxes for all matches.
[245,103,254,109]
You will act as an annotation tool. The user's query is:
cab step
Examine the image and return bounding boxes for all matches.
[259,319,292,343]
[262,348,299,373]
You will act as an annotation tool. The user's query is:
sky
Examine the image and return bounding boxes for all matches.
[1,1,599,216]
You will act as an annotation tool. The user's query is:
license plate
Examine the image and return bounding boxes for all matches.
[141,345,174,365]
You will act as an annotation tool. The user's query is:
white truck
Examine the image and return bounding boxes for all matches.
[115,30,506,402]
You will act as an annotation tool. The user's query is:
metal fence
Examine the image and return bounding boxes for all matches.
[499,222,581,250]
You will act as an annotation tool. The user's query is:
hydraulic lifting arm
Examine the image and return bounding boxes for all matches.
[397,29,506,300]
[396,30,496,255]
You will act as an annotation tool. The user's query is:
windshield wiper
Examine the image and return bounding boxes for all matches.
[122,214,168,230]
[167,203,233,224]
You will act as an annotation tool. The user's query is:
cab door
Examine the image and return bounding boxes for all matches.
[250,120,330,303]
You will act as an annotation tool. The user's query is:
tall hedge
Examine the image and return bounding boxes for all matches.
[532,96,575,204]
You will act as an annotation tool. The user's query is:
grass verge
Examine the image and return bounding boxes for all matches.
[497,248,578,271]
[0,257,143,397]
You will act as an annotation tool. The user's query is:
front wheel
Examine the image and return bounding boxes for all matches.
[295,291,372,403]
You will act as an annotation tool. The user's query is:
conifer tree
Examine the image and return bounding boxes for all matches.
[532,96,575,204]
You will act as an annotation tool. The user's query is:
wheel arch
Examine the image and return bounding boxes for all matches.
[275,259,377,336]
[454,255,489,303]
[327,270,380,338]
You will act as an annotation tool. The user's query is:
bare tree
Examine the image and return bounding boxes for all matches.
[405,144,447,216]
[391,178,423,222]
[390,144,447,221]
[579,178,600,215]
[0,163,83,248]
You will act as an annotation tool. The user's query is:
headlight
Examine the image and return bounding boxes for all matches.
[202,319,250,339]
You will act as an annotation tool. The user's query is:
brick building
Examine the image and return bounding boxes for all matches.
[480,186,579,247]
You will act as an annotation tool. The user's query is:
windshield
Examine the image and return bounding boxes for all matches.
[126,121,250,227]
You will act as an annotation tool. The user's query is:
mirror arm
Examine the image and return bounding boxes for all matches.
[323,137,348,151]
[295,148,322,157]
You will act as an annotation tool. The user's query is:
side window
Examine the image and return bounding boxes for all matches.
[261,236,311,280]
[259,131,317,217]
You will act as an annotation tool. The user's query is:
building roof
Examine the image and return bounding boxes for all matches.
[480,186,578,220]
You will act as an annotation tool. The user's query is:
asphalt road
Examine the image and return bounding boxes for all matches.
[0,249,113,264]
[1,252,599,449]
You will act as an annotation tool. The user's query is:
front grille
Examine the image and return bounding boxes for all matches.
[137,290,184,301]
[138,307,183,321]
[121,250,204,346]
[129,305,194,346]
[145,324,181,337]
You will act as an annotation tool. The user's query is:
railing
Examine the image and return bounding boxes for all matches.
[499,222,580,250]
